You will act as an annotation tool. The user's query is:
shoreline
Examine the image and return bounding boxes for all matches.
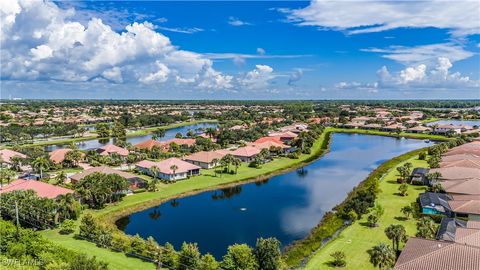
[2,119,217,149]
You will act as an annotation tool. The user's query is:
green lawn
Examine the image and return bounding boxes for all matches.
[41,230,156,270]
[304,156,428,270]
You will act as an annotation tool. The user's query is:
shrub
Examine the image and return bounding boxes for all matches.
[59,219,76,235]
[330,251,346,267]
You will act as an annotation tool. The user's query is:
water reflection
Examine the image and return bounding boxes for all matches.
[119,133,433,258]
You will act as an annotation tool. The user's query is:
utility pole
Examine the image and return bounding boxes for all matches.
[15,200,20,239]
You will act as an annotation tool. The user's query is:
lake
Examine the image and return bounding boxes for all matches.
[45,122,217,151]
[426,119,480,127]
[117,133,433,258]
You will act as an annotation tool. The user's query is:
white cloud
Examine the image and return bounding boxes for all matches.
[0,0,232,91]
[155,26,204,34]
[256,48,266,55]
[228,16,252,26]
[362,43,474,65]
[239,64,275,89]
[283,0,480,36]
[288,69,303,85]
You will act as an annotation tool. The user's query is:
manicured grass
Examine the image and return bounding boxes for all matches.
[303,156,428,270]
[331,127,451,141]
[41,230,156,270]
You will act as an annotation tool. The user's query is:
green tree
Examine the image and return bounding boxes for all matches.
[170,165,178,181]
[232,157,242,174]
[398,183,408,196]
[330,251,347,267]
[149,166,160,191]
[69,254,108,270]
[199,254,219,270]
[254,237,282,270]
[178,242,201,270]
[416,217,438,239]
[111,122,126,138]
[384,224,407,252]
[65,150,82,167]
[221,244,257,270]
[31,156,50,179]
[0,168,16,185]
[79,214,99,240]
[160,242,178,269]
[152,128,166,140]
[400,205,414,220]
[95,123,110,138]
[367,243,396,270]
[367,203,384,227]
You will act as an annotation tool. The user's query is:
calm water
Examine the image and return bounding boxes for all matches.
[45,123,217,151]
[427,119,480,127]
[117,133,433,258]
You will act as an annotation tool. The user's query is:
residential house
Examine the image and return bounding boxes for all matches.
[394,237,480,270]
[70,166,146,190]
[381,123,406,132]
[134,139,166,151]
[0,179,74,199]
[430,167,480,181]
[436,218,467,241]
[230,146,261,162]
[419,192,452,215]
[0,149,26,167]
[440,159,480,169]
[268,131,298,142]
[433,124,463,135]
[184,151,225,169]
[441,154,480,163]
[406,126,432,133]
[410,167,429,185]
[448,199,480,221]
[97,144,129,157]
[441,179,480,196]
[49,148,84,164]
[136,158,201,181]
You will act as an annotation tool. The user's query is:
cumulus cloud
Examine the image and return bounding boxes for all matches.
[239,65,275,89]
[283,0,479,36]
[228,16,252,26]
[0,0,232,90]
[362,43,474,65]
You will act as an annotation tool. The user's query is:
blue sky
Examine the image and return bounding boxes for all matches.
[1,0,479,99]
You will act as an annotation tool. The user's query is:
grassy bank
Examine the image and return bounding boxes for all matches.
[303,154,428,269]
[4,120,217,149]
[283,146,430,267]
[331,127,451,141]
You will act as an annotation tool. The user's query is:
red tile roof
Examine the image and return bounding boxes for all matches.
[254,136,284,144]
[230,146,261,157]
[0,179,73,199]
[134,139,166,150]
[49,148,72,164]
[98,144,129,156]
[0,149,26,164]
[163,138,196,147]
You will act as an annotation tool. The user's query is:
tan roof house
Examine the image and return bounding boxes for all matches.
[97,144,129,157]
[230,146,261,162]
[184,151,226,169]
[0,149,27,165]
[136,158,201,181]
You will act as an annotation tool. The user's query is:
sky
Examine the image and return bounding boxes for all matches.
[1,0,479,100]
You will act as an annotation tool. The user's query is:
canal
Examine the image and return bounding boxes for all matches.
[117,133,433,258]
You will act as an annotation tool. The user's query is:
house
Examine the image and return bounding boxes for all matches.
[49,148,84,164]
[184,151,225,169]
[136,158,201,181]
[162,138,196,149]
[230,146,261,162]
[97,144,129,157]
[381,123,406,132]
[441,154,480,162]
[134,139,166,151]
[436,218,467,241]
[410,168,430,185]
[430,167,480,181]
[249,140,291,153]
[268,131,298,142]
[441,179,480,196]
[419,192,452,215]
[0,179,74,199]
[448,199,480,220]
[0,149,27,167]
[342,122,363,129]
[70,166,146,190]
[443,147,480,157]
[440,159,480,169]
[433,124,463,135]
[394,237,480,270]
[362,123,382,130]
[254,136,284,145]
[406,126,432,133]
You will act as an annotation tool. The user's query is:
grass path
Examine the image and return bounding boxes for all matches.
[303,156,428,270]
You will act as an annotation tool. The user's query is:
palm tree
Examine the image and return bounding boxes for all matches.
[57,193,81,220]
[0,168,16,186]
[368,243,396,270]
[205,127,216,139]
[149,166,160,191]
[32,156,50,179]
[384,224,407,253]
[10,156,23,171]
[152,128,166,140]
[231,157,241,174]
[221,154,233,173]
[55,171,67,185]
[416,217,437,239]
[211,158,219,177]
[170,165,178,181]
